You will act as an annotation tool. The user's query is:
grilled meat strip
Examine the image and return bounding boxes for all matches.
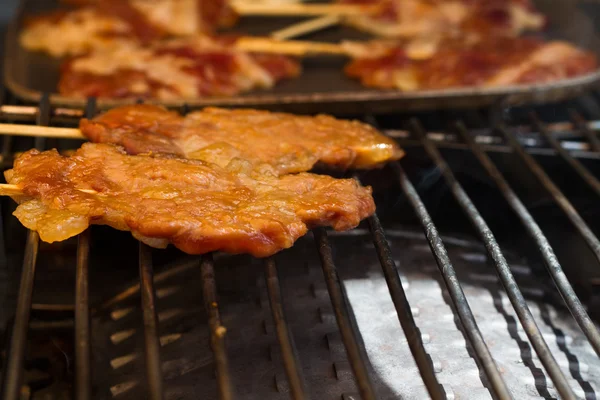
[21,0,236,57]
[80,105,404,175]
[59,35,301,100]
[2,143,375,257]
[338,0,544,40]
[345,37,597,91]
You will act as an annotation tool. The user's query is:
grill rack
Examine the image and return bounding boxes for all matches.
[0,94,598,400]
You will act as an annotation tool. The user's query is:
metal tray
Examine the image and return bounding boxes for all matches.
[5,0,600,113]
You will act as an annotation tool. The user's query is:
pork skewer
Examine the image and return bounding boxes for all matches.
[60,0,376,17]
[0,105,403,176]
[55,36,356,100]
[0,143,376,257]
[20,1,367,58]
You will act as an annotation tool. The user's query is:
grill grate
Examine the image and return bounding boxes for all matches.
[0,92,599,400]
[200,253,234,400]
[75,229,91,400]
[411,118,576,399]
[263,256,307,399]
[392,164,512,399]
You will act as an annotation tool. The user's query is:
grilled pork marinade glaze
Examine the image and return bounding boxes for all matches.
[345,37,598,91]
[59,36,301,100]
[80,105,404,175]
[338,0,545,39]
[2,143,376,257]
[20,0,237,57]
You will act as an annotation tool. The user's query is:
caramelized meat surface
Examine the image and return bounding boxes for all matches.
[58,36,300,100]
[21,0,236,57]
[345,37,597,91]
[80,105,404,175]
[2,144,375,257]
[338,0,544,40]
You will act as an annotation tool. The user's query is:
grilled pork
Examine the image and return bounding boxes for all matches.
[2,143,375,257]
[80,105,404,175]
[59,36,301,100]
[345,37,597,91]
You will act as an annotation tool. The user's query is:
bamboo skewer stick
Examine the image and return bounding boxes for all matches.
[0,124,84,139]
[0,184,30,196]
[235,37,350,56]
[270,15,342,40]
[231,2,377,16]
[0,184,97,195]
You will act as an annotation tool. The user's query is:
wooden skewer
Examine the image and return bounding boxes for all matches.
[0,124,85,139]
[0,183,97,195]
[0,184,29,196]
[235,37,349,56]
[231,2,377,16]
[270,15,342,40]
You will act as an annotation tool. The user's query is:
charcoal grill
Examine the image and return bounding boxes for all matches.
[0,91,600,400]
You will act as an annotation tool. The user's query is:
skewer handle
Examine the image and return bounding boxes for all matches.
[0,184,96,195]
[271,15,341,40]
[236,37,349,56]
[232,2,375,16]
[0,184,27,196]
[0,124,84,139]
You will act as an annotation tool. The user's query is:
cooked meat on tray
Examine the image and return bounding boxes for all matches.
[338,0,545,40]
[345,37,597,91]
[80,105,403,175]
[1,143,375,257]
[58,35,300,100]
[20,0,236,57]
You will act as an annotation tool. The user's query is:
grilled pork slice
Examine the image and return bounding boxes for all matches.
[80,105,404,175]
[345,37,597,91]
[2,143,375,257]
[20,0,236,57]
[338,0,544,40]
[58,36,300,100]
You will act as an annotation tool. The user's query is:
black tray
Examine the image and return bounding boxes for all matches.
[5,0,600,113]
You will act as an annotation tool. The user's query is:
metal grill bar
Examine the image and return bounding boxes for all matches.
[366,212,445,400]
[390,163,512,399]
[313,228,377,400]
[139,243,165,400]
[411,119,577,400]
[394,137,599,158]
[531,112,600,197]
[99,260,197,311]
[455,121,600,356]
[1,94,50,400]
[497,126,600,265]
[0,89,10,170]
[1,135,13,169]
[74,97,96,400]
[570,110,600,153]
[1,231,39,400]
[33,94,51,151]
[75,229,92,400]
[200,254,234,400]
[264,257,308,400]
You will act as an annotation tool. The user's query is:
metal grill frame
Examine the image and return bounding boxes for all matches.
[0,93,599,400]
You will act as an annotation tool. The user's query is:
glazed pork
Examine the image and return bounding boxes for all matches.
[1,143,375,257]
[344,37,597,91]
[338,0,545,40]
[59,35,301,100]
[20,0,236,57]
[80,105,404,175]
